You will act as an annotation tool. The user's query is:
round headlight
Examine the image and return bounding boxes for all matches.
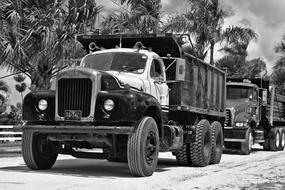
[103,99,115,111]
[38,99,48,111]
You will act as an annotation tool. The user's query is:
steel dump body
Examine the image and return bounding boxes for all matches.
[168,54,226,117]
[77,34,226,119]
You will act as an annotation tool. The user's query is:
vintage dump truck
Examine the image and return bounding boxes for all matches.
[224,78,285,154]
[19,34,226,176]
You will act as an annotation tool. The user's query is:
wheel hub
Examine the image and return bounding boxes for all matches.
[145,132,157,165]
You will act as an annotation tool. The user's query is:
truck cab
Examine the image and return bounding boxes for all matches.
[224,78,270,154]
[226,80,260,129]
[81,48,169,107]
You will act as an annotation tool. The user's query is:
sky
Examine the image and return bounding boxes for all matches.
[1,0,285,105]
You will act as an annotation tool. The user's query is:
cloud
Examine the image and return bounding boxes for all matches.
[220,0,285,71]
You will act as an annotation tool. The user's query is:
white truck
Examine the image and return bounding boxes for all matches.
[19,34,226,177]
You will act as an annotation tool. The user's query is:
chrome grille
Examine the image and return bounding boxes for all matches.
[225,109,231,126]
[57,78,92,117]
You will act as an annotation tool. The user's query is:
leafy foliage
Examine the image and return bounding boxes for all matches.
[101,0,161,34]
[0,80,10,114]
[0,0,102,89]
[163,0,257,64]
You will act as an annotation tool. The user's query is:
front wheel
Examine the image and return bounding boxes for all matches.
[22,131,58,170]
[241,128,253,155]
[127,117,159,177]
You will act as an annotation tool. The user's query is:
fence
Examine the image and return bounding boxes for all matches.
[0,125,22,142]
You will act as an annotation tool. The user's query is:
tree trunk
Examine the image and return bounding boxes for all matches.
[210,42,215,65]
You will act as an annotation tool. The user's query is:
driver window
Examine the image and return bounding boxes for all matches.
[150,59,162,78]
[253,88,258,100]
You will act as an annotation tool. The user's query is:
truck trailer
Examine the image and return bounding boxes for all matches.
[224,78,285,154]
[18,34,226,177]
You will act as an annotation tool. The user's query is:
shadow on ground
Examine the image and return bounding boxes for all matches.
[0,156,178,178]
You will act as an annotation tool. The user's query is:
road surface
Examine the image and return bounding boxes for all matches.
[0,144,284,190]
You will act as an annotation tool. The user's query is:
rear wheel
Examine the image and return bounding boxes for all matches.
[127,117,159,177]
[22,131,58,170]
[174,144,192,166]
[241,128,253,155]
[190,119,212,167]
[280,129,285,151]
[269,128,280,151]
[209,121,223,164]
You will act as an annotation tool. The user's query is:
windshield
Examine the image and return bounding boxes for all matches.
[227,86,251,99]
[82,52,147,74]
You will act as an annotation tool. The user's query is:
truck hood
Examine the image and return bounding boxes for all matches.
[106,71,144,91]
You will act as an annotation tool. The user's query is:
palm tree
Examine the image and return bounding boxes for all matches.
[0,0,103,90]
[101,0,161,34]
[163,0,257,65]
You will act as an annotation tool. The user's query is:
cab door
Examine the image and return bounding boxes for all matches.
[148,57,169,107]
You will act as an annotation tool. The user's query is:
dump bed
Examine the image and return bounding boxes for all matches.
[77,33,226,117]
[168,54,226,117]
[268,88,285,126]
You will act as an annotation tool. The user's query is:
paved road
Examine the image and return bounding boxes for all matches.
[0,145,284,190]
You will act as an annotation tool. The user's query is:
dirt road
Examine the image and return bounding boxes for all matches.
[0,145,284,190]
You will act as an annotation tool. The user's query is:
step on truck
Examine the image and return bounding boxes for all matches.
[224,78,285,154]
[18,34,226,176]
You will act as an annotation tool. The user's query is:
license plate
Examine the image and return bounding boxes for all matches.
[64,110,82,120]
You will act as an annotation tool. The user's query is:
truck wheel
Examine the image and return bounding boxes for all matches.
[210,121,223,164]
[190,119,212,167]
[22,131,58,170]
[240,128,253,155]
[279,129,285,151]
[174,144,192,166]
[127,117,159,177]
[269,128,280,151]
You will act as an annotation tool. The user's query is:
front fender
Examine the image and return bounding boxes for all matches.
[95,90,162,123]
[22,91,55,121]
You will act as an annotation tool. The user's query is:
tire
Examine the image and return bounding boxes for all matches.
[22,131,58,170]
[127,117,159,177]
[210,121,223,164]
[240,128,253,155]
[269,128,280,151]
[174,144,192,166]
[190,119,212,167]
[279,129,285,151]
[103,148,127,162]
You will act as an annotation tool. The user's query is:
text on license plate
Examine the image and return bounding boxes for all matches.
[64,110,82,120]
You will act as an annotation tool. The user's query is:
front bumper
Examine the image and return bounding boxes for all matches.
[224,127,247,142]
[14,122,135,134]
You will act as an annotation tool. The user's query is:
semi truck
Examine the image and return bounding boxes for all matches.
[18,34,226,177]
[224,78,285,154]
